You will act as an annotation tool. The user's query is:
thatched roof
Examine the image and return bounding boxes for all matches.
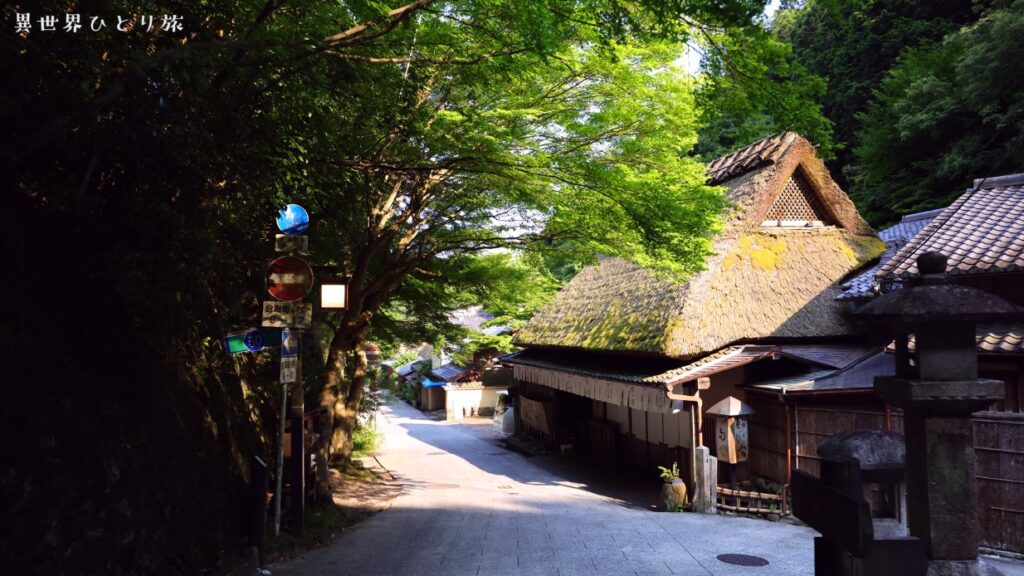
[517,133,884,359]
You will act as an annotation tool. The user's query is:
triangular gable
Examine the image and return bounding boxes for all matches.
[714,133,872,236]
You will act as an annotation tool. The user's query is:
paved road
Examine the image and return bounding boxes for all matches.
[272,400,821,576]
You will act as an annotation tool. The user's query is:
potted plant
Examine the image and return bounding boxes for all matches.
[658,462,688,511]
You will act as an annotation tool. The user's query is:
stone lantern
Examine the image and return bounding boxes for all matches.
[855,252,1024,576]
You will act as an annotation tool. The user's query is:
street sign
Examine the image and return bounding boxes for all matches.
[280,357,297,383]
[274,234,308,253]
[276,204,309,235]
[365,343,380,362]
[224,328,281,354]
[281,328,299,358]
[261,302,312,329]
[266,256,313,302]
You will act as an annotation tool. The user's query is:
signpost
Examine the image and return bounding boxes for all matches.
[269,204,309,537]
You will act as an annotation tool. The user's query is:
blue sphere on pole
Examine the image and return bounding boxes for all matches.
[276,204,309,235]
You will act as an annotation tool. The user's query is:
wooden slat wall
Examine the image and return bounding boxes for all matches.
[789,402,1021,555]
[747,396,789,484]
[793,404,895,478]
[974,412,1024,554]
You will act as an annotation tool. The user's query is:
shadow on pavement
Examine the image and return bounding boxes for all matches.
[395,406,664,512]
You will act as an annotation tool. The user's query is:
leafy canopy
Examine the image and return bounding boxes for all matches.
[850,0,1024,224]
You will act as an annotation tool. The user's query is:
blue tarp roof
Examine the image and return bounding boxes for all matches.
[421,377,445,388]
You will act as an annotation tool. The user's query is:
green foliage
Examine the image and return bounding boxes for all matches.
[850,0,1024,224]
[658,461,682,480]
[452,332,515,366]
[351,426,382,458]
[773,0,982,192]
[695,20,833,160]
[3,0,829,571]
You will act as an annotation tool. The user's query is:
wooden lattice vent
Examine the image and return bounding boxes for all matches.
[762,169,834,228]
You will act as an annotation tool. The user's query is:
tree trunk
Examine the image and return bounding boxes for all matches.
[314,344,347,503]
[332,343,368,463]
[313,321,371,504]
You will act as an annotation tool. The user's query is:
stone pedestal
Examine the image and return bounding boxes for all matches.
[875,377,1005,576]
[692,446,717,513]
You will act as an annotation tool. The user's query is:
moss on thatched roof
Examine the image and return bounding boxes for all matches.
[516,133,884,359]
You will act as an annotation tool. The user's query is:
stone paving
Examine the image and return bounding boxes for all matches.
[272,400,822,576]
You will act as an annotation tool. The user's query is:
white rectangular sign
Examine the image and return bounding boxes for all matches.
[274,234,308,253]
[280,357,297,383]
[262,302,312,328]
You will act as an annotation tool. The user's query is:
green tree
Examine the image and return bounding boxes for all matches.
[850,0,1024,224]
[773,0,982,190]
[3,1,822,568]
[693,17,833,160]
[308,35,729,499]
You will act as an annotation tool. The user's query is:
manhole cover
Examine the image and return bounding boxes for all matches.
[716,554,769,567]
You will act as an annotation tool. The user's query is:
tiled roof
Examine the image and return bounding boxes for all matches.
[884,324,1024,355]
[979,324,1024,353]
[877,175,1024,278]
[656,345,779,386]
[501,345,778,386]
[396,361,422,377]
[746,351,895,395]
[786,351,895,394]
[836,246,898,301]
[745,370,834,392]
[837,208,942,301]
[706,132,796,186]
[878,208,945,245]
[777,344,876,369]
[429,363,470,382]
[448,306,495,331]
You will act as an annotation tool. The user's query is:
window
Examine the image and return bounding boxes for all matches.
[762,169,834,228]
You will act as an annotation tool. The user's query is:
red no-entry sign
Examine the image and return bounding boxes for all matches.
[266,256,313,302]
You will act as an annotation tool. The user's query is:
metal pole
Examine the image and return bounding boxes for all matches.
[288,333,304,536]
[273,381,288,536]
[249,455,268,566]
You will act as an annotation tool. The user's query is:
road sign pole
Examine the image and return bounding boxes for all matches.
[288,337,304,536]
[273,380,288,536]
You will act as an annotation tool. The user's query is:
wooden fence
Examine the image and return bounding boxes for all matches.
[785,404,1022,555]
[974,412,1024,554]
[717,485,786,515]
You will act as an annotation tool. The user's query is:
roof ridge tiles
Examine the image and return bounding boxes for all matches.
[973,172,1024,189]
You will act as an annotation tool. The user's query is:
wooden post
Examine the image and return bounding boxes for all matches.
[288,335,304,536]
[249,455,268,566]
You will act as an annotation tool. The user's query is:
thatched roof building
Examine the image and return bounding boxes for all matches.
[517,132,885,359]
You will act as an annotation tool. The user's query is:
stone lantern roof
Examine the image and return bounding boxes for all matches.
[854,253,1024,325]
